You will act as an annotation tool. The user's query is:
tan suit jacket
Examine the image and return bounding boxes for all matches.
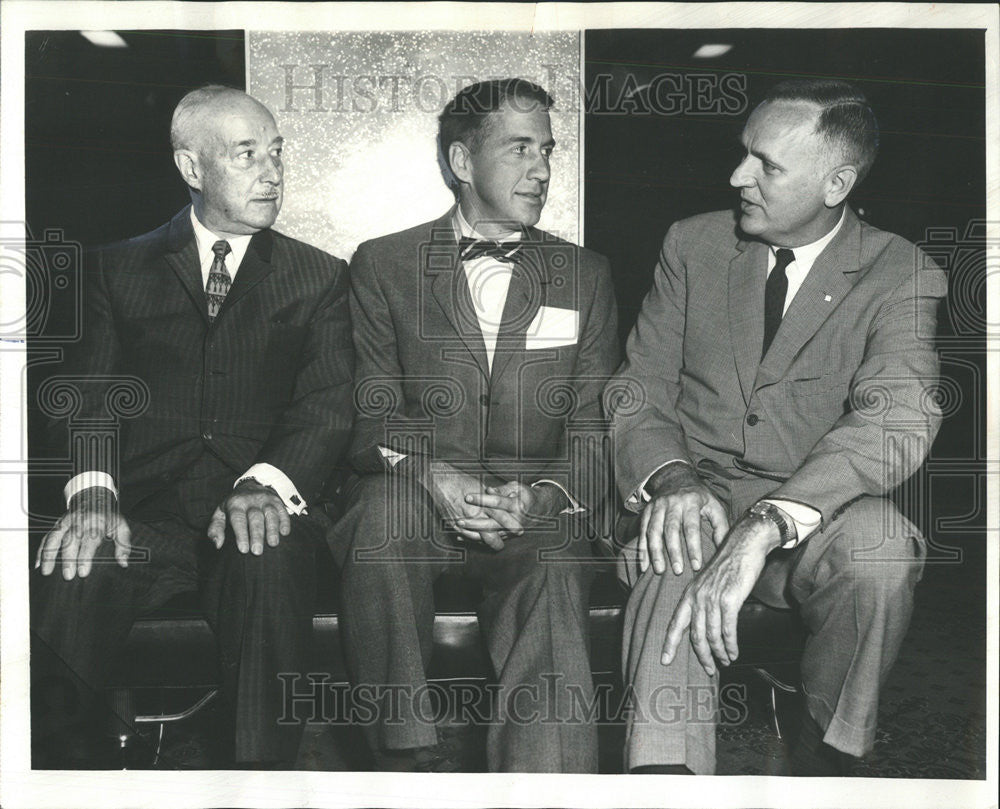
[611,206,947,525]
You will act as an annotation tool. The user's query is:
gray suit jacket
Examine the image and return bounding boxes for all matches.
[348,207,621,513]
[611,206,947,526]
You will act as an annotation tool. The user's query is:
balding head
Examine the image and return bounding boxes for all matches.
[170,86,275,154]
[171,86,284,238]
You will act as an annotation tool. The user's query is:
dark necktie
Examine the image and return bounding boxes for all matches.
[762,247,795,359]
[206,240,232,322]
[458,236,523,264]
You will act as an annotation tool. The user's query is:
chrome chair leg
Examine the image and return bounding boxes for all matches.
[752,667,799,742]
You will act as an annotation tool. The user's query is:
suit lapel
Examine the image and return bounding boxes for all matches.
[426,210,491,379]
[215,228,275,320]
[489,237,548,383]
[163,207,209,326]
[162,207,278,326]
[755,207,864,387]
[728,238,767,404]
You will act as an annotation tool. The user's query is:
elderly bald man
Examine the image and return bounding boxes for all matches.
[31,86,354,768]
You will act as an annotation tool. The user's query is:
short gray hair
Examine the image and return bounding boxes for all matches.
[170,85,245,151]
[761,79,879,184]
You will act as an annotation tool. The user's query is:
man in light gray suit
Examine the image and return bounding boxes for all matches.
[609,79,947,775]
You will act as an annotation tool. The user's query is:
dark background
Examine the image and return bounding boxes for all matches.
[25,30,245,247]
[25,27,986,582]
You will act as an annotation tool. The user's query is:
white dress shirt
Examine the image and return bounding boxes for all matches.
[455,206,516,371]
[627,208,848,546]
[766,207,846,314]
[65,209,308,516]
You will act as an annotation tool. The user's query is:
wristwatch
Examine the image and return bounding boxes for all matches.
[748,501,798,549]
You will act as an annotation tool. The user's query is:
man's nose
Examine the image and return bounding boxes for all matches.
[729,156,753,188]
[260,154,282,184]
[527,152,550,183]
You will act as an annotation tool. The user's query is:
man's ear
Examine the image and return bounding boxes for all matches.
[173,150,202,191]
[448,141,473,187]
[824,164,858,207]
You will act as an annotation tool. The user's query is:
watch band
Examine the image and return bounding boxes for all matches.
[749,500,798,549]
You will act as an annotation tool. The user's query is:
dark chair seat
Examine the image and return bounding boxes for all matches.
[111,560,804,688]
[109,551,808,762]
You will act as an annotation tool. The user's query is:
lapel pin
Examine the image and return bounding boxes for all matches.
[824,294,832,302]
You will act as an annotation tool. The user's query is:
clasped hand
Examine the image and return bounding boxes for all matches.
[423,462,562,551]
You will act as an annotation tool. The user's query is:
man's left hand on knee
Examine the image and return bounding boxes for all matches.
[207,480,292,556]
[661,513,781,676]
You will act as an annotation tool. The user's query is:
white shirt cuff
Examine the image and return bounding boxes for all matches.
[378,445,408,468]
[625,459,690,511]
[64,471,118,506]
[531,479,584,515]
[236,463,308,516]
[761,499,821,548]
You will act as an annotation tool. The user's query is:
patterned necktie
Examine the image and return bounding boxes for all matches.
[458,236,523,264]
[762,248,795,359]
[206,239,232,323]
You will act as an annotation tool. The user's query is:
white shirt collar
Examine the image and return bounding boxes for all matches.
[770,207,847,275]
[454,205,519,243]
[189,207,254,283]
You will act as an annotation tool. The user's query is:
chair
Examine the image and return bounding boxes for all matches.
[107,553,806,765]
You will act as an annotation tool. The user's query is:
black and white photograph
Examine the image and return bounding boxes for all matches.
[0,3,995,808]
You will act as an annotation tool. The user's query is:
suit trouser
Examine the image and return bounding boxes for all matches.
[619,494,925,774]
[30,457,327,764]
[328,473,599,773]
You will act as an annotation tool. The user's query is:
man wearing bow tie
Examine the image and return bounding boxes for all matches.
[31,86,354,767]
[609,79,947,775]
[330,78,620,772]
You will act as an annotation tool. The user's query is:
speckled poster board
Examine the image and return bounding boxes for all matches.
[247,31,581,261]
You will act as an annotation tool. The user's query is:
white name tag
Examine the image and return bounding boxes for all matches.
[525,306,579,350]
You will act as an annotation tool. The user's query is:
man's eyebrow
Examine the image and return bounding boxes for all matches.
[505,136,557,147]
[738,137,781,167]
[231,135,283,151]
[750,146,781,167]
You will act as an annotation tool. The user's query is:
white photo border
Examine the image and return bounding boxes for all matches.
[1,3,996,808]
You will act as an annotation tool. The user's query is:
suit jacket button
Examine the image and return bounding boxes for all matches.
[746,413,759,426]
[202,430,213,441]
[480,394,490,406]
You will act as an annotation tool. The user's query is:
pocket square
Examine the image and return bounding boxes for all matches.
[525,306,579,350]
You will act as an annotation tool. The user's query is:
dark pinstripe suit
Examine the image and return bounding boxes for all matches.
[31,206,354,764]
